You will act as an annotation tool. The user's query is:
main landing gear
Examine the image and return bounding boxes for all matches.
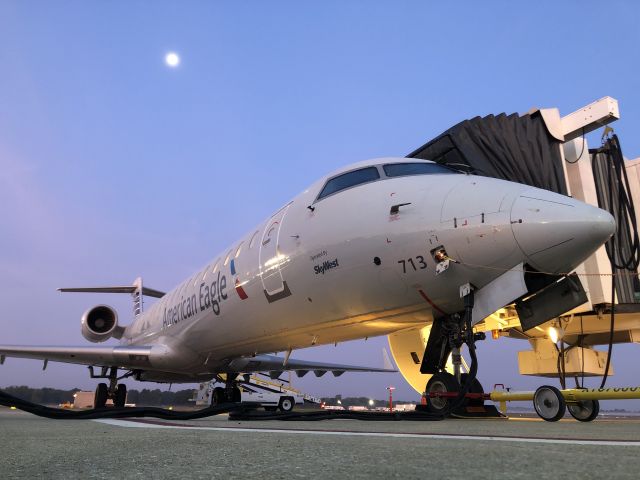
[211,373,241,406]
[90,366,131,408]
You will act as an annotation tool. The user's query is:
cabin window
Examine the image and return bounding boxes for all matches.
[194,268,206,287]
[317,166,380,200]
[249,230,259,249]
[383,162,458,178]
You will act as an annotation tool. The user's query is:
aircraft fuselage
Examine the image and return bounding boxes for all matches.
[120,158,615,376]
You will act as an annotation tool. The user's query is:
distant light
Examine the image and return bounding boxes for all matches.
[337,399,342,404]
[368,399,374,406]
[165,52,180,68]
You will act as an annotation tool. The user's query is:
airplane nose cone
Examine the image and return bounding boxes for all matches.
[511,189,615,273]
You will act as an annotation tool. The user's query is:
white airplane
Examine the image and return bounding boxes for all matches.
[0,158,615,410]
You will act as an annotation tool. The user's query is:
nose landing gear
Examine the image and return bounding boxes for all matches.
[419,286,500,418]
[90,366,131,408]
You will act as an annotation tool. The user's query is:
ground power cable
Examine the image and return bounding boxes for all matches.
[591,134,639,388]
[0,386,445,422]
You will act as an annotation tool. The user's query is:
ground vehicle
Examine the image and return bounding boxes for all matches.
[197,376,312,412]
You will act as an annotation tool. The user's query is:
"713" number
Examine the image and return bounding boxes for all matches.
[398,255,427,273]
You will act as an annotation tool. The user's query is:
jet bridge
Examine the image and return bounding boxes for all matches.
[391,97,640,391]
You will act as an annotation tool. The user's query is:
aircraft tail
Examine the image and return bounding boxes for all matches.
[58,277,165,316]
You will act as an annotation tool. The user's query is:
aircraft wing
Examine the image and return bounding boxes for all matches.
[226,353,398,378]
[0,345,154,369]
[0,346,398,379]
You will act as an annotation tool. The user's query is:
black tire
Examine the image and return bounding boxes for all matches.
[460,373,484,406]
[114,384,127,408]
[568,399,599,422]
[94,383,108,409]
[424,372,458,414]
[533,385,566,422]
[278,396,295,412]
[212,387,226,406]
[232,386,241,403]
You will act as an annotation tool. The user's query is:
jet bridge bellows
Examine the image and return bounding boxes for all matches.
[407,111,567,195]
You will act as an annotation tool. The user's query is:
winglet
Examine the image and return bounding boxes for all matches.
[382,347,395,371]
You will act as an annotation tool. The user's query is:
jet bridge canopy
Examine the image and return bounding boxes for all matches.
[407,111,568,195]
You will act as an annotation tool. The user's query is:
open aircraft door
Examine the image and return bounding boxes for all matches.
[259,203,293,303]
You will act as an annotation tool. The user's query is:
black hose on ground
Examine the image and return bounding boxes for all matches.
[0,388,248,420]
[0,387,444,421]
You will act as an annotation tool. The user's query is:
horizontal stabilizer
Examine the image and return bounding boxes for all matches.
[58,286,165,298]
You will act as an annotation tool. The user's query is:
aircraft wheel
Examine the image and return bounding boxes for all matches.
[424,372,458,414]
[568,399,599,422]
[114,384,127,408]
[278,396,295,412]
[212,387,226,406]
[533,385,566,422]
[94,383,108,408]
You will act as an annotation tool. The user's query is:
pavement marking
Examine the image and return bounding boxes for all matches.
[94,419,640,447]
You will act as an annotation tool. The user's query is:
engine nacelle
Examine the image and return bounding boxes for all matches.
[81,305,121,343]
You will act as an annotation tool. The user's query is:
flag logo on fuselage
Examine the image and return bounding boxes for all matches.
[230,259,248,300]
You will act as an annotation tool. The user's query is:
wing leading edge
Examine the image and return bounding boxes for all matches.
[0,345,154,369]
[0,347,397,379]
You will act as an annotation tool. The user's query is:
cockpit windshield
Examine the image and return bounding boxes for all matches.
[383,162,459,177]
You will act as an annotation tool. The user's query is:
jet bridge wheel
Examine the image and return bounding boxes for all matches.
[94,383,108,408]
[568,399,600,422]
[533,385,566,422]
[424,372,458,414]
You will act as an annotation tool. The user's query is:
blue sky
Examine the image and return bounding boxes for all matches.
[1,1,639,404]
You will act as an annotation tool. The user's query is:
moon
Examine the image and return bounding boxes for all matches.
[165,52,180,68]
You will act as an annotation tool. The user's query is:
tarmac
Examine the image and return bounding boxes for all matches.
[1,407,639,479]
